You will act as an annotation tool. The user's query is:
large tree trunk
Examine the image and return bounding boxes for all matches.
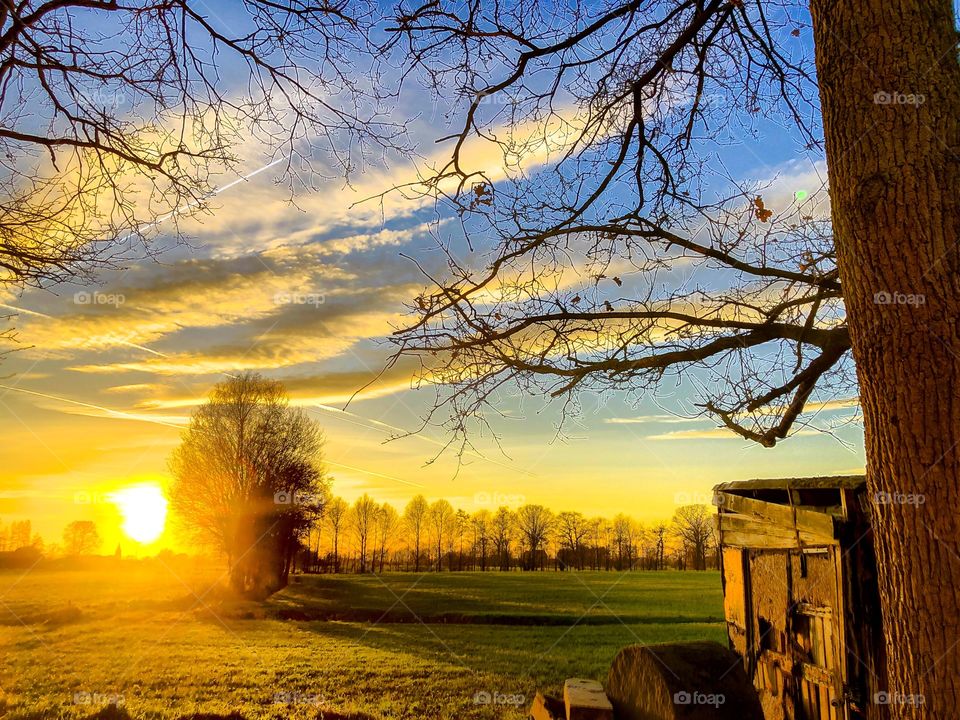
[811,0,960,715]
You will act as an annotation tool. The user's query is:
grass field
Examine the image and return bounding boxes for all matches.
[0,565,724,720]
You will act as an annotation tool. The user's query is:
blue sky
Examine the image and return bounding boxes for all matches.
[0,1,865,551]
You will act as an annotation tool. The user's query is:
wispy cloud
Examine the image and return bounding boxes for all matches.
[647,427,819,441]
[604,414,701,425]
[805,396,859,412]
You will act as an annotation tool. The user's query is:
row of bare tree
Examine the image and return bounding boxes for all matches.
[0,519,34,552]
[300,495,716,574]
[0,518,100,567]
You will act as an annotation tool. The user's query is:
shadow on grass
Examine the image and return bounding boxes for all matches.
[2,705,254,720]
[267,572,724,626]
[84,709,133,720]
[5,705,376,720]
[0,604,86,627]
[272,607,722,624]
[290,606,727,691]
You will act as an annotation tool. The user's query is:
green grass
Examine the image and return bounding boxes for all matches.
[272,572,724,625]
[0,566,725,720]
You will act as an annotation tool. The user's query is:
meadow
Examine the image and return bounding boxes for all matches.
[0,565,724,720]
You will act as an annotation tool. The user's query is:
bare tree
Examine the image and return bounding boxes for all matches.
[169,372,328,596]
[382,0,960,706]
[403,494,429,572]
[0,1,404,294]
[374,502,400,573]
[453,508,470,570]
[491,506,514,571]
[5,520,31,551]
[612,514,640,571]
[557,511,588,570]
[652,523,668,571]
[470,509,491,571]
[427,499,454,571]
[325,496,348,573]
[588,517,605,571]
[671,505,713,571]
[386,1,845,452]
[352,494,378,574]
[62,520,100,556]
[514,504,554,571]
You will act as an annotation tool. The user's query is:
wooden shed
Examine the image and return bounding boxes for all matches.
[713,475,886,720]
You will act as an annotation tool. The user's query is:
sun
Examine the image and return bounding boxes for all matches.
[110,484,168,544]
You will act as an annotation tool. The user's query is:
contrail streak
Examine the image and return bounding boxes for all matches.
[326,462,425,489]
[0,385,423,490]
[0,384,185,429]
[309,403,536,478]
[125,156,289,233]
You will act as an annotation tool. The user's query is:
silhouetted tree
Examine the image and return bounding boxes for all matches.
[6,520,31,550]
[491,507,514,571]
[428,499,454,571]
[352,494,378,573]
[515,504,553,571]
[557,511,588,570]
[652,524,667,571]
[169,372,328,597]
[374,502,400,573]
[671,505,713,571]
[403,494,429,572]
[470,509,492,571]
[325,497,348,573]
[612,514,640,570]
[453,509,470,570]
[62,520,100,556]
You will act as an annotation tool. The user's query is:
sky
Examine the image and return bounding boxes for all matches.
[0,3,866,555]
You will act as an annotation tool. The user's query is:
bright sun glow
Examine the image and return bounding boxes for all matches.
[110,484,168,544]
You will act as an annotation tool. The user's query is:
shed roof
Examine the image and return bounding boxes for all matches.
[713,475,866,493]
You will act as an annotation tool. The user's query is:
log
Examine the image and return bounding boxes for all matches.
[605,641,762,720]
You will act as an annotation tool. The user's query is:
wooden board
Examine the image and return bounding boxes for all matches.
[563,678,613,720]
[715,492,838,540]
[718,513,838,549]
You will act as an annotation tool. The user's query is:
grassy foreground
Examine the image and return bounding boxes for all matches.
[0,565,724,720]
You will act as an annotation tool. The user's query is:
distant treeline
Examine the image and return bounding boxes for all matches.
[295,494,719,574]
[0,518,105,567]
[0,499,718,575]
[0,519,44,568]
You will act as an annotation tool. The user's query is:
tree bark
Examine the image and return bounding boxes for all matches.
[811,0,960,715]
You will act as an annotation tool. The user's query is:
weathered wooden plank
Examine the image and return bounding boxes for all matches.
[563,678,613,720]
[719,512,834,545]
[718,514,838,549]
[796,602,833,618]
[713,475,865,493]
[721,547,747,628]
[801,662,834,685]
[716,492,838,540]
